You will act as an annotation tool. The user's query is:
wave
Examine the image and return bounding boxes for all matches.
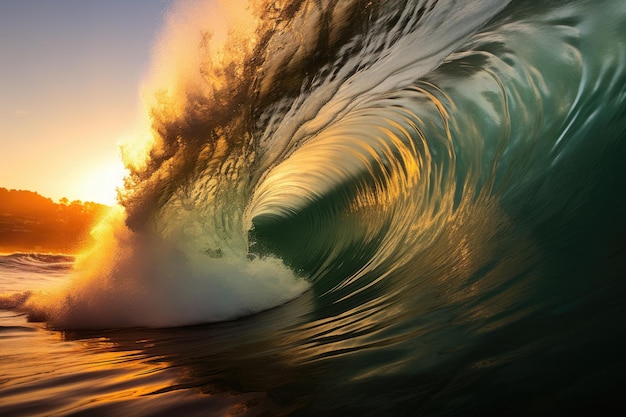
[0,252,74,273]
[14,0,626,331]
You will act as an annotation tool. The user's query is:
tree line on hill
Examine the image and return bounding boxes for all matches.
[0,187,110,254]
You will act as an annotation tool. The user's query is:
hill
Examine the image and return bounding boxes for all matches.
[0,188,110,254]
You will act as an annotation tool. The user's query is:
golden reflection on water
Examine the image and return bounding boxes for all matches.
[0,311,272,417]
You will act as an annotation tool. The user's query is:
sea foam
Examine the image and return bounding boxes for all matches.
[24,206,308,328]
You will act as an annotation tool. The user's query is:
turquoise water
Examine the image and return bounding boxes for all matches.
[1,0,626,415]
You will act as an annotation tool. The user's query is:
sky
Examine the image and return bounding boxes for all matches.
[0,0,172,205]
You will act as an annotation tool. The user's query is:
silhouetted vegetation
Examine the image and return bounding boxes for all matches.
[0,188,110,254]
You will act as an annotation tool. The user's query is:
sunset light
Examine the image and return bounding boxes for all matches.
[0,1,166,205]
[1,1,625,416]
[73,157,128,206]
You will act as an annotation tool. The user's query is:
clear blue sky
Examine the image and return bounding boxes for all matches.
[0,0,172,204]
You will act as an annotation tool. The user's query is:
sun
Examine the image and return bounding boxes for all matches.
[74,158,128,206]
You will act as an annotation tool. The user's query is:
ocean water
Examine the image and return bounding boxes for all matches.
[2,0,626,415]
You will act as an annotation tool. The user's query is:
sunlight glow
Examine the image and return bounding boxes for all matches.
[120,125,155,173]
[74,158,128,206]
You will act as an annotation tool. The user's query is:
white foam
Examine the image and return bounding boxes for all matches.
[26,206,309,329]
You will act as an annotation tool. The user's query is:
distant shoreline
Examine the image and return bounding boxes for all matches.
[0,188,110,255]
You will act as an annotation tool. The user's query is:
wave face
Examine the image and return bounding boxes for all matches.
[20,0,626,376]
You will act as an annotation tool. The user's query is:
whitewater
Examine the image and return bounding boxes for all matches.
[1,0,625,415]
